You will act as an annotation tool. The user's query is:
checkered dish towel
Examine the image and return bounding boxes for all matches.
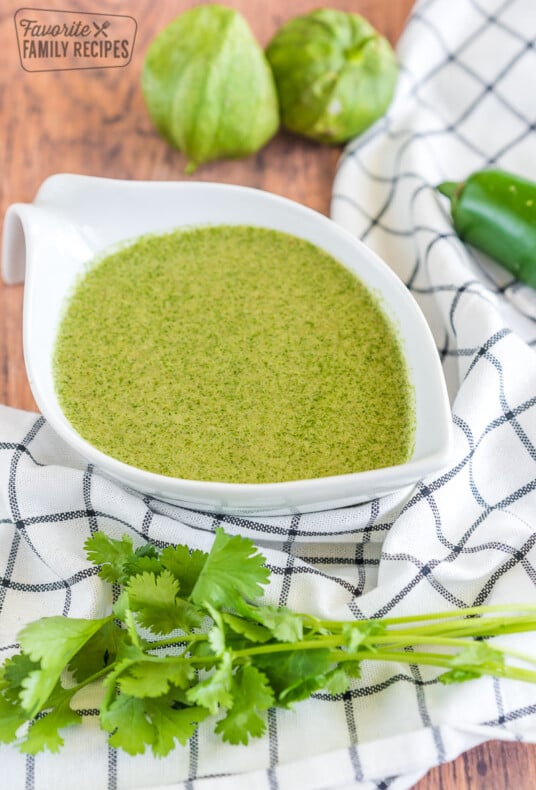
[2,0,536,788]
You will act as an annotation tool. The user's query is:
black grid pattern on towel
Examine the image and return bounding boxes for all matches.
[1,0,536,788]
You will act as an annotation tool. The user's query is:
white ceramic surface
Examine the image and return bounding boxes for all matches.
[2,174,452,515]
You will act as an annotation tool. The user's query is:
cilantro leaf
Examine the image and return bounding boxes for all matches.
[160,545,208,597]
[222,612,272,643]
[244,603,304,642]
[3,653,40,686]
[0,692,28,743]
[18,616,112,717]
[134,544,159,560]
[19,691,81,754]
[208,624,226,656]
[282,675,328,705]
[438,667,481,684]
[438,642,505,684]
[85,533,135,582]
[101,689,208,758]
[342,621,386,652]
[450,642,504,668]
[118,659,194,697]
[85,533,165,584]
[127,571,202,634]
[100,642,147,713]
[123,555,163,579]
[2,653,40,703]
[254,649,331,706]
[186,651,233,714]
[101,693,155,755]
[324,667,350,696]
[68,620,125,682]
[189,639,217,659]
[190,528,269,610]
[144,701,208,757]
[342,661,362,679]
[112,589,130,622]
[215,665,274,745]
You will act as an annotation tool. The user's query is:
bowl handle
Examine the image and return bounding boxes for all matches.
[2,204,88,285]
[1,204,35,284]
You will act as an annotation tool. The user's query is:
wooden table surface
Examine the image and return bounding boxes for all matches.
[1,0,534,787]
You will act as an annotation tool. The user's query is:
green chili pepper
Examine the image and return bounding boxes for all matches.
[437,169,536,288]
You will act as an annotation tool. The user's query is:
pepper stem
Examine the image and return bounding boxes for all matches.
[437,181,461,201]
[185,159,199,176]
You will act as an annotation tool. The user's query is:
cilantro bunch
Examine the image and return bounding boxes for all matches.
[2,527,536,757]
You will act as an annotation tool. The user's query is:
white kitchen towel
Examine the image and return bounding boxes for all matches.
[1,0,536,788]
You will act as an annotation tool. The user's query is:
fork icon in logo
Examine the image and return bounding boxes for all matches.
[93,20,110,37]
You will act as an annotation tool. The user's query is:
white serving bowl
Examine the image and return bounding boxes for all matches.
[2,175,452,515]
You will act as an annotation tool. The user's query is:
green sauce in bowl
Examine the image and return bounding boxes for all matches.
[53,225,415,483]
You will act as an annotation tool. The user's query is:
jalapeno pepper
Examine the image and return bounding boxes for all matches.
[437,169,536,288]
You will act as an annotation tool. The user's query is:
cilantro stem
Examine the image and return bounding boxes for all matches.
[70,665,112,692]
[368,618,536,639]
[124,609,142,648]
[315,604,536,632]
[332,650,536,683]
[443,622,536,638]
[382,615,536,638]
[149,634,207,650]
[332,649,459,668]
[379,604,536,625]
[364,634,486,649]
[232,636,342,658]
[226,630,536,686]
[230,630,531,659]
[231,634,471,658]
[370,604,536,627]
[489,646,536,667]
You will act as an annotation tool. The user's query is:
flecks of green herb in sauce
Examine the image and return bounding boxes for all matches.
[53,226,415,483]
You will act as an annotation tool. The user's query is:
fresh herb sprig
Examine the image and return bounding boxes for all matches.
[2,527,536,756]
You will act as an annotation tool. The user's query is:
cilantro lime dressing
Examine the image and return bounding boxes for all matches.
[53,226,415,483]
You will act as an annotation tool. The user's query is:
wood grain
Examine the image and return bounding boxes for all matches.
[0,1,534,787]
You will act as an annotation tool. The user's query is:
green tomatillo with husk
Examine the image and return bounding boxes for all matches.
[266,9,398,144]
[141,5,280,173]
